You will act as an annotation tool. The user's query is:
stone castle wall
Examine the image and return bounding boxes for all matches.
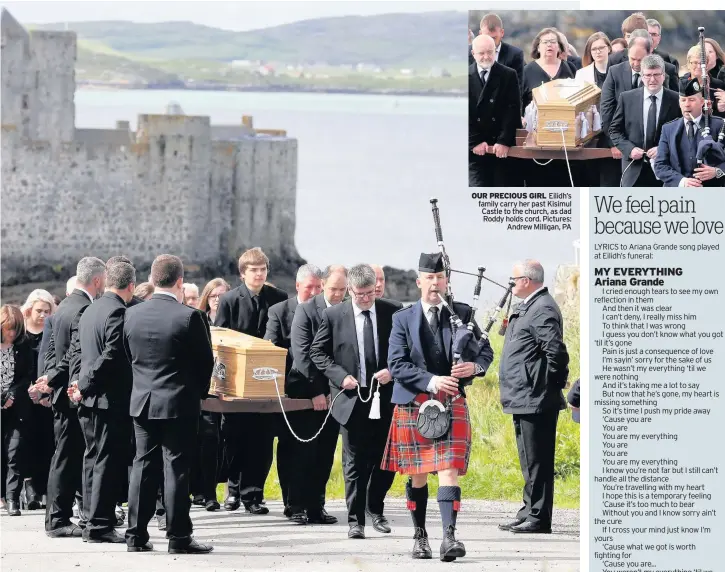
[0,9,300,285]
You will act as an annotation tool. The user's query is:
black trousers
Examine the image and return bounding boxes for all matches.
[221,412,274,504]
[25,403,55,497]
[513,410,560,528]
[190,411,220,501]
[78,406,126,536]
[307,409,340,511]
[45,406,84,530]
[1,407,26,503]
[469,152,511,187]
[600,157,623,187]
[633,162,663,187]
[340,398,395,525]
[126,414,197,546]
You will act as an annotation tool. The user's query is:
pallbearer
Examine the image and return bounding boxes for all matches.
[382,253,493,562]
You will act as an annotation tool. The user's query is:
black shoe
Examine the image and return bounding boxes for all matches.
[245,502,269,515]
[288,511,307,525]
[205,499,220,511]
[348,524,365,539]
[440,526,466,562]
[224,496,240,511]
[168,539,214,554]
[6,501,20,516]
[156,514,167,531]
[127,541,154,552]
[369,513,391,534]
[412,528,433,559]
[192,494,205,507]
[510,521,552,534]
[307,508,338,525]
[283,506,293,518]
[498,518,526,531]
[47,524,83,538]
[87,530,126,544]
[23,481,41,510]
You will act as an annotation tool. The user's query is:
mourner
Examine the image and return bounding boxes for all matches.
[370,264,387,299]
[654,77,725,187]
[680,45,725,119]
[478,13,524,91]
[182,284,200,308]
[647,18,679,73]
[469,33,521,187]
[498,261,569,535]
[608,28,679,91]
[264,263,323,524]
[70,261,136,543]
[309,264,401,540]
[33,257,106,538]
[214,248,288,514]
[609,54,681,187]
[288,265,348,525]
[123,254,214,554]
[382,253,493,561]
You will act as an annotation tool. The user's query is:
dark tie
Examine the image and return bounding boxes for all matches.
[362,310,377,387]
[251,294,260,322]
[429,306,440,333]
[480,69,487,87]
[687,120,696,143]
[632,73,640,89]
[645,95,657,150]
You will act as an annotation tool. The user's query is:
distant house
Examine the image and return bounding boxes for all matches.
[258,64,275,76]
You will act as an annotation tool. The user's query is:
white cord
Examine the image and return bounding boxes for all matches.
[620,158,635,187]
[272,374,378,443]
[560,127,574,188]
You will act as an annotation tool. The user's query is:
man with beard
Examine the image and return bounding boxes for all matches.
[310,264,401,540]
[469,33,521,187]
[287,265,348,525]
[214,248,288,514]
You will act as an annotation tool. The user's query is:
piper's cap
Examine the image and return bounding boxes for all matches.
[419,252,445,273]
[680,77,702,97]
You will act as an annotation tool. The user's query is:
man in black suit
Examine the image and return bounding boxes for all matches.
[310,264,402,540]
[214,247,288,514]
[264,263,322,524]
[648,18,679,73]
[478,13,524,91]
[469,33,521,187]
[67,261,136,543]
[609,54,682,187]
[289,265,348,525]
[123,254,214,554]
[34,257,106,538]
[607,31,678,90]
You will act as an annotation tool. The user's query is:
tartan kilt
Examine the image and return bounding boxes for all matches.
[381,392,471,475]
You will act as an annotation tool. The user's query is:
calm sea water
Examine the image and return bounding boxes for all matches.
[75,89,580,305]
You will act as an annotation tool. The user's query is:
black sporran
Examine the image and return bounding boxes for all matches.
[416,396,451,440]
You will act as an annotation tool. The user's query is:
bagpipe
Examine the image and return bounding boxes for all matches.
[696,27,725,167]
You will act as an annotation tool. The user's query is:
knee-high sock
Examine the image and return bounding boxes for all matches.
[437,486,461,532]
[406,480,428,532]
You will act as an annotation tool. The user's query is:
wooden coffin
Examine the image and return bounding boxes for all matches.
[210,327,288,399]
[532,79,601,149]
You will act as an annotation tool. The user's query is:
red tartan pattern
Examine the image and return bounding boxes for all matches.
[381,392,471,475]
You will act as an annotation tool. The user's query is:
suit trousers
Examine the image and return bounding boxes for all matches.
[513,410,560,528]
[25,403,55,497]
[340,397,395,525]
[308,409,340,511]
[633,162,663,187]
[125,414,197,546]
[221,412,274,504]
[78,406,126,536]
[1,408,26,503]
[469,152,510,187]
[45,406,84,531]
[191,411,220,501]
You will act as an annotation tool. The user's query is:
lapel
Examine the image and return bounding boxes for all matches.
[657,92,673,137]
[314,294,327,321]
[237,283,256,329]
[373,300,389,367]
[634,88,645,142]
[621,62,632,91]
[470,63,483,101]
[256,285,272,333]
[674,119,688,166]
[478,61,501,107]
[498,42,509,66]
[411,301,427,366]
[341,300,360,371]
[285,297,298,329]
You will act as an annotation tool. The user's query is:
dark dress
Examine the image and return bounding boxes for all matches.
[521,61,580,186]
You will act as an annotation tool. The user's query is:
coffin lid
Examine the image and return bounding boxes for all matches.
[211,326,287,356]
[532,79,601,108]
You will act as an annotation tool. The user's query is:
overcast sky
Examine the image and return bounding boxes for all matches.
[2,1,472,31]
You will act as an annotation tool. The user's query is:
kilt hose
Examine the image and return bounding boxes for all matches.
[381,392,471,476]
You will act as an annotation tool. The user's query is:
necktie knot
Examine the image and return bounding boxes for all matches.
[480,69,487,84]
[633,72,640,88]
[650,95,657,103]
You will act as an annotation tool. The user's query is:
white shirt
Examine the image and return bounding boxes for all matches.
[352,302,378,387]
[155,290,179,302]
[678,115,703,188]
[494,43,501,62]
[75,287,94,304]
[524,286,546,304]
[323,297,333,308]
[631,69,642,87]
[476,63,489,83]
[642,87,663,146]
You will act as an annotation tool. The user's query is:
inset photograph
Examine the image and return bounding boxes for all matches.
[469,10,725,187]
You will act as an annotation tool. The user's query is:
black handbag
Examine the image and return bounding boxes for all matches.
[416,395,452,440]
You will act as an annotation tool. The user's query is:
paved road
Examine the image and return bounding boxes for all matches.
[0,500,579,571]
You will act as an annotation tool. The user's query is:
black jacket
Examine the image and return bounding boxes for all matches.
[37,314,54,377]
[498,41,525,90]
[77,291,132,411]
[1,336,34,416]
[653,47,679,74]
[124,293,214,419]
[609,87,682,186]
[214,282,288,338]
[309,298,401,426]
[263,296,298,380]
[45,289,93,408]
[607,52,678,89]
[498,288,569,414]
[289,294,332,399]
[469,61,522,149]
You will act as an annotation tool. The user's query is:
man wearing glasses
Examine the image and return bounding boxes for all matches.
[309,264,402,540]
[498,261,569,535]
[609,54,681,187]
